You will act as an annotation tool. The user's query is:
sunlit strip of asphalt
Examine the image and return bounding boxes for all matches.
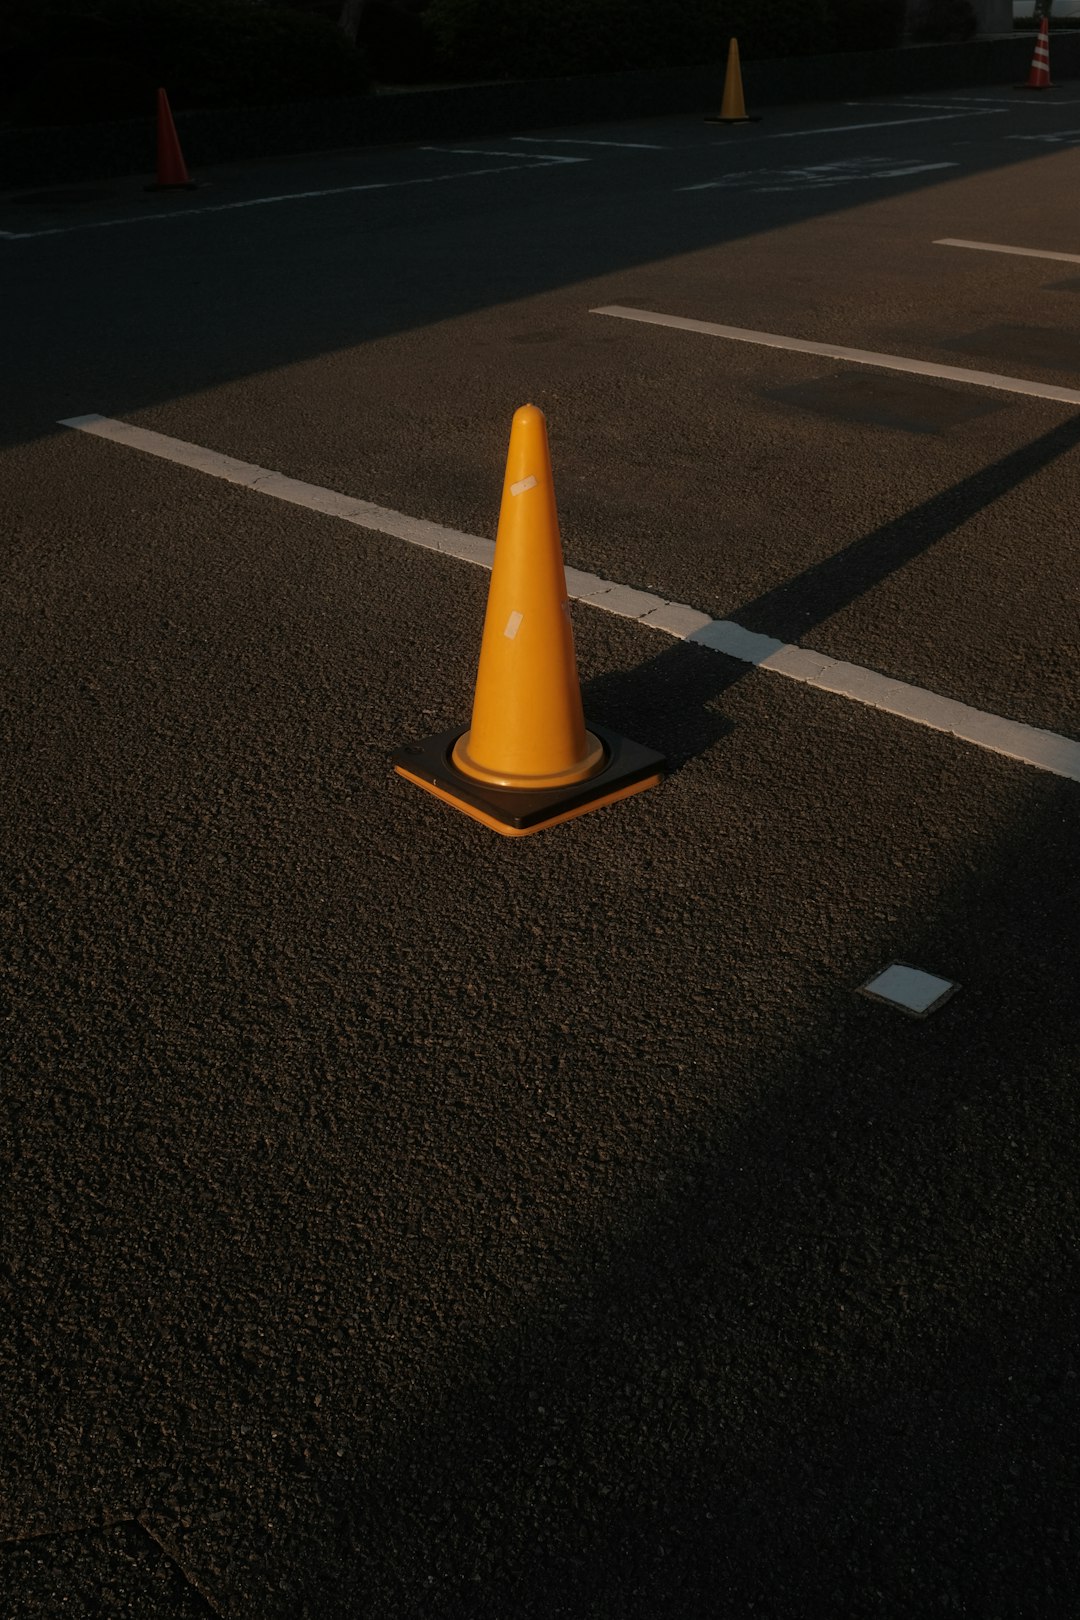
[0,158,566,241]
[936,237,1080,264]
[58,412,1080,786]
[590,304,1080,407]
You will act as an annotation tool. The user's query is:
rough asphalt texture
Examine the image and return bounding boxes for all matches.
[2,85,1078,1618]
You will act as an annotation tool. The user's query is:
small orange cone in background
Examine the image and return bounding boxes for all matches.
[392,404,665,836]
[146,87,196,190]
[705,38,760,125]
[1017,16,1053,89]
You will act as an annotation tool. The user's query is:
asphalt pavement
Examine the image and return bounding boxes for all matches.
[2,79,1079,1619]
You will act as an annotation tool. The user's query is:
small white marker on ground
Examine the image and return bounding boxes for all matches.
[857,963,959,1018]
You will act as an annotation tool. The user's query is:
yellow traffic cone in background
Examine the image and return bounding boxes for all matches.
[392,404,665,836]
[705,38,760,125]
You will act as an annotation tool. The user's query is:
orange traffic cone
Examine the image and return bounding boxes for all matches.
[1017,17,1053,89]
[146,88,196,191]
[392,405,665,835]
[705,39,760,125]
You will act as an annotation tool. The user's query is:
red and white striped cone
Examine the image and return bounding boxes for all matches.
[1018,17,1052,91]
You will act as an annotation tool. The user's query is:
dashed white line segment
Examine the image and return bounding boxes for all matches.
[59,413,1080,786]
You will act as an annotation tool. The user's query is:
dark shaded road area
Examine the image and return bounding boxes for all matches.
[3,85,1079,1617]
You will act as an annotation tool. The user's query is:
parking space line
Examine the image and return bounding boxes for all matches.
[59,413,1080,785]
[0,158,559,241]
[590,305,1080,406]
[936,237,1080,264]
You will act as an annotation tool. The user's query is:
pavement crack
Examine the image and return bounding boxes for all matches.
[137,1514,229,1618]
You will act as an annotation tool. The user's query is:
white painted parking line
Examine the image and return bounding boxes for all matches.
[688,621,1080,782]
[0,158,561,241]
[936,237,1080,265]
[59,413,1080,786]
[768,111,1006,137]
[419,145,586,162]
[511,135,666,149]
[590,304,1080,407]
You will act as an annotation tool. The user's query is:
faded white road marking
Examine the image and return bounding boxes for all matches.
[419,145,586,163]
[936,237,1080,265]
[682,157,956,193]
[768,111,1005,136]
[60,413,1080,786]
[511,135,666,149]
[845,99,1000,111]
[1006,127,1080,143]
[0,159,559,241]
[590,304,1080,407]
[874,161,957,178]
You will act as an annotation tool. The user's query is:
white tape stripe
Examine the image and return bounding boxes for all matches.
[936,238,1080,265]
[503,611,524,639]
[590,304,1080,407]
[510,475,537,496]
[58,413,1080,785]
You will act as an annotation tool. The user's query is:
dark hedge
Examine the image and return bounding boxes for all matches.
[0,0,368,127]
[421,0,908,82]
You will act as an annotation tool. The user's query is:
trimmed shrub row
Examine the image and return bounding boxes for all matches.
[0,0,921,129]
[422,0,910,82]
[0,0,368,128]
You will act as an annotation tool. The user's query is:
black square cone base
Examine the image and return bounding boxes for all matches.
[392,724,665,836]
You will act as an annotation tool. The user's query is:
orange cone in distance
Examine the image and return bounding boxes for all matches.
[392,404,665,836]
[1017,17,1053,90]
[146,88,196,191]
[705,39,760,125]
